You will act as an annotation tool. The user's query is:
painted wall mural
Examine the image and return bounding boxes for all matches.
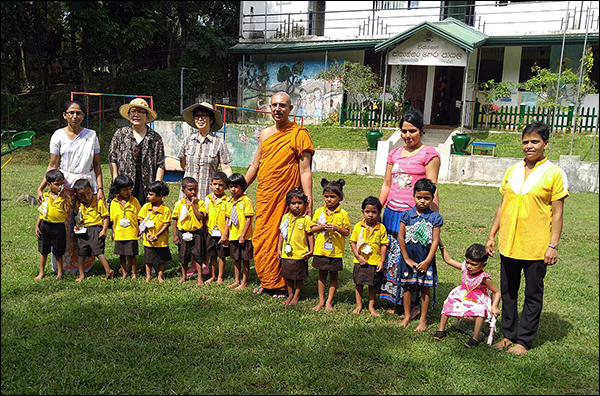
[240,60,344,124]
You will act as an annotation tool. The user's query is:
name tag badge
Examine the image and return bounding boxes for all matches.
[145,220,155,229]
[324,239,334,251]
[211,227,222,237]
[284,243,293,254]
[119,218,131,228]
[361,244,373,255]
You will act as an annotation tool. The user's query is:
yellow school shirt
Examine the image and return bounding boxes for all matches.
[172,199,207,231]
[280,213,314,260]
[110,196,141,241]
[312,205,350,258]
[39,192,70,223]
[227,194,254,240]
[79,197,109,227]
[350,220,389,266]
[138,202,171,248]
[205,193,230,234]
[499,158,569,260]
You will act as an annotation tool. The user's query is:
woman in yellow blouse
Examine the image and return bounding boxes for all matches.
[486,123,568,355]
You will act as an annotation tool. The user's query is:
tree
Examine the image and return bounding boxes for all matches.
[475,79,516,127]
[317,61,381,114]
[276,61,304,95]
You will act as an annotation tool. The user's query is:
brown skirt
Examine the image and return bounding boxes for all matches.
[229,240,253,261]
[114,240,139,256]
[177,229,205,264]
[206,236,230,259]
[312,255,343,272]
[281,258,309,281]
[76,225,106,257]
[144,246,172,265]
[353,263,381,286]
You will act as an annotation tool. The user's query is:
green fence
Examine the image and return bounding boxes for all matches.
[473,101,598,133]
[339,103,400,128]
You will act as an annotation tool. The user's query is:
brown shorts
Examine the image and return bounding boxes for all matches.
[206,236,229,259]
[114,240,139,256]
[177,229,205,265]
[38,220,66,257]
[281,258,309,281]
[144,246,172,265]
[353,263,381,286]
[229,240,253,261]
[312,255,343,272]
[76,225,106,257]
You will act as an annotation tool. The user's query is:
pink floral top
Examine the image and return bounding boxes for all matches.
[441,261,493,319]
[386,145,440,211]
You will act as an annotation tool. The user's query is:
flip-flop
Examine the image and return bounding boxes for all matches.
[253,286,264,295]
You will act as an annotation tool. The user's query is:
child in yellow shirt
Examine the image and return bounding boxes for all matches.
[35,169,71,280]
[223,173,254,290]
[138,181,171,283]
[172,177,207,285]
[73,179,114,282]
[204,171,230,285]
[278,189,314,306]
[109,175,141,279]
[310,178,350,311]
[350,197,389,316]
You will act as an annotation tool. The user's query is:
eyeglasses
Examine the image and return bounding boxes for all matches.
[129,109,147,115]
[194,114,210,120]
[65,111,84,116]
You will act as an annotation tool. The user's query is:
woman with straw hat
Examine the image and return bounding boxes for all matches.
[178,102,232,199]
[108,98,165,206]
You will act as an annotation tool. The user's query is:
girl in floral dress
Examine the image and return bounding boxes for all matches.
[433,243,501,347]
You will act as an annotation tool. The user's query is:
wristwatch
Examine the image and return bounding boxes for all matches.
[548,243,558,251]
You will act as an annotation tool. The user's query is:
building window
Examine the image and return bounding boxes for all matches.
[519,46,551,84]
[478,47,505,83]
[591,45,599,88]
[373,1,407,10]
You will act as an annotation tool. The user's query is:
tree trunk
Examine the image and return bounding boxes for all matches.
[18,41,29,87]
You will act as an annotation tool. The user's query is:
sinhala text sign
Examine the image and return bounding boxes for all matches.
[387,30,467,67]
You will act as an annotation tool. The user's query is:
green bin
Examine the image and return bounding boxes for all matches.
[451,133,471,155]
[366,130,383,151]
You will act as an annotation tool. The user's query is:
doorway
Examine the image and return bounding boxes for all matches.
[431,66,464,126]
[405,65,428,114]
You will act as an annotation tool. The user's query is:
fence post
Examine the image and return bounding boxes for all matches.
[473,101,480,128]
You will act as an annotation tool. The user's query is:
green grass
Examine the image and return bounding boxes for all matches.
[2,164,598,394]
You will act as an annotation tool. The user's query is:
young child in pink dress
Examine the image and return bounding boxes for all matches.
[433,243,501,347]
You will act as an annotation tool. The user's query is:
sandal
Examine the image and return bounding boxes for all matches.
[252,286,265,295]
[432,331,447,341]
[465,337,480,348]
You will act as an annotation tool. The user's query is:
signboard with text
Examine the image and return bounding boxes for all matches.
[387,30,468,67]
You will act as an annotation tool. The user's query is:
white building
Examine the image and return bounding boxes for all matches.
[230,1,599,128]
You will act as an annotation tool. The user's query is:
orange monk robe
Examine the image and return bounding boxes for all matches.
[253,122,314,290]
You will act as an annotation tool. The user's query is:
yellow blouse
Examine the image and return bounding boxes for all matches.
[312,205,350,258]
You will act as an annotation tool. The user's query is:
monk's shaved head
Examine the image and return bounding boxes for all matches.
[271,91,292,106]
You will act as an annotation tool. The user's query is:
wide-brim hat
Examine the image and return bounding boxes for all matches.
[182,102,223,132]
[119,98,158,123]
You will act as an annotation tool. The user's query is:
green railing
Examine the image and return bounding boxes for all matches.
[473,101,598,133]
[339,103,401,128]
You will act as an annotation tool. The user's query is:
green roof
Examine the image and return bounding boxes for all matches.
[228,40,380,54]
[375,17,488,53]
[485,33,599,46]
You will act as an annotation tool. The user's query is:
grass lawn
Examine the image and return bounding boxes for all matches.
[1,163,598,394]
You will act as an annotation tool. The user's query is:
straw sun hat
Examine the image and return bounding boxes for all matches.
[119,98,158,123]
[182,102,224,132]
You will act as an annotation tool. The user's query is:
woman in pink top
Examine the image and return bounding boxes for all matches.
[378,108,441,315]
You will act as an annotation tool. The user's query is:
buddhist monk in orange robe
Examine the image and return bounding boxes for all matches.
[245,92,314,295]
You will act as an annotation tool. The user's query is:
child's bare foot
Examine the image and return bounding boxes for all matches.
[178,276,186,284]
[145,276,151,283]
[399,317,410,327]
[76,275,85,282]
[227,281,239,288]
[216,278,223,285]
[196,279,205,287]
[414,320,428,332]
[131,274,137,280]
[56,273,63,280]
[313,302,324,311]
[352,306,362,314]
[325,303,334,312]
[369,308,380,317]
[35,273,44,280]
[205,277,215,284]
[234,283,246,290]
[288,299,299,306]
[105,270,114,280]
[158,276,165,283]
[283,298,292,305]
[121,270,128,279]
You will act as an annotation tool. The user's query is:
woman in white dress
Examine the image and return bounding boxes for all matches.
[36,100,104,274]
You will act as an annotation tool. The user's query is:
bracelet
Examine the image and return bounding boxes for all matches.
[439,245,445,250]
[548,243,558,251]
[98,187,104,190]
